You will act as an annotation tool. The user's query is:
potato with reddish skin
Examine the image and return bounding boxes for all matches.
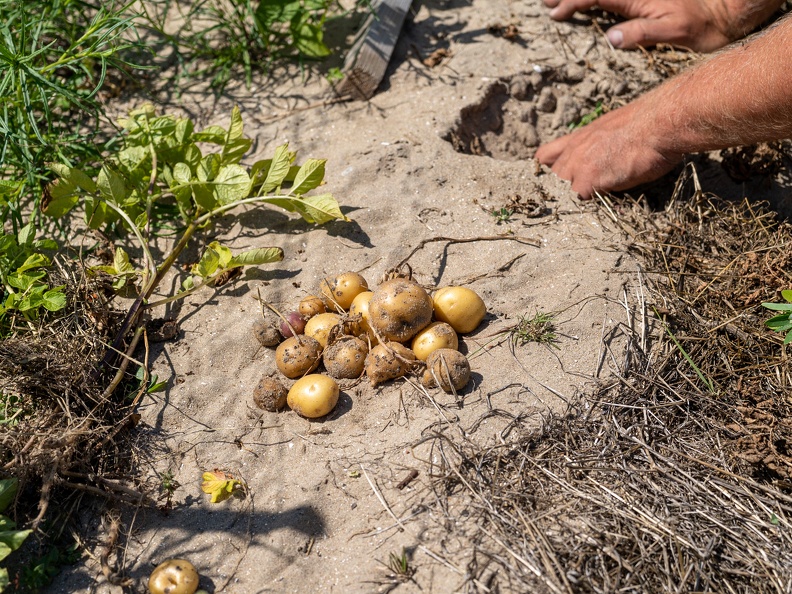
[323,335,368,379]
[369,278,433,342]
[321,272,369,310]
[349,291,377,344]
[299,295,326,319]
[252,375,288,411]
[432,287,486,334]
[288,374,339,418]
[148,558,200,594]
[411,322,458,361]
[279,311,306,338]
[364,342,416,386]
[275,336,322,379]
[421,348,471,392]
[304,312,341,348]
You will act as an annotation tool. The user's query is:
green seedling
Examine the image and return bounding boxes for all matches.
[762,289,792,344]
[0,478,32,590]
[568,101,604,130]
[654,307,716,393]
[510,311,558,346]
[490,207,514,224]
[386,548,415,581]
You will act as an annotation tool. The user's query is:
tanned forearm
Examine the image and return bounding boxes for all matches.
[656,14,792,153]
[536,13,792,198]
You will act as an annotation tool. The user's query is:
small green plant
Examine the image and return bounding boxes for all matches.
[158,470,180,509]
[490,207,514,224]
[0,478,32,591]
[43,104,347,398]
[510,311,558,346]
[142,0,342,89]
[20,542,81,591]
[568,101,604,130]
[762,289,792,344]
[325,66,345,84]
[0,223,66,336]
[386,549,414,578]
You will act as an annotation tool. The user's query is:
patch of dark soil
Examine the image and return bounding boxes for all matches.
[443,64,633,161]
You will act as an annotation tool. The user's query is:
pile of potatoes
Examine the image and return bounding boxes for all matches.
[252,271,486,419]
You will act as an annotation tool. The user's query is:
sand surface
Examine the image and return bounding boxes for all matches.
[47,0,791,592]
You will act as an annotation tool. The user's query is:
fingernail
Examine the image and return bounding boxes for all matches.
[607,29,623,47]
[549,7,560,18]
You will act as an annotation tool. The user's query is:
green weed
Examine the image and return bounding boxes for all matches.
[510,311,558,346]
[0,478,32,591]
[490,207,514,224]
[141,0,351,90]
[762,289,792,345]
[568,101,604,130]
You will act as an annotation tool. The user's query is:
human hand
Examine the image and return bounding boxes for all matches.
[541,0,784,52]
[535,98,683,199]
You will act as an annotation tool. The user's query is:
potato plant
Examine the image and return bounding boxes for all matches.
[44,105,347,383]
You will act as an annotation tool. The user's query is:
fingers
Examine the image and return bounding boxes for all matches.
[605,17,687,49]
[534,136,569,166]
[544,0,599,21]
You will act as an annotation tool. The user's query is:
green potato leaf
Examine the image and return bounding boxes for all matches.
[228,247,284,267]
[290,159,326,195]
[262,193,348,224]
[0,479,19,513]
[260,144,295,193]
[213,165,252,205]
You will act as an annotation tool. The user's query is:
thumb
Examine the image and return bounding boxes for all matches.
[605,17,682,49]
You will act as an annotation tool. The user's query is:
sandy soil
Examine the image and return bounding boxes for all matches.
[46,0,792,592]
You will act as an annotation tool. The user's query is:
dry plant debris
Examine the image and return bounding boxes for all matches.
[417,171,792,593]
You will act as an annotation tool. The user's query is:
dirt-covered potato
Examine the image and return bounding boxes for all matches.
[287,374,340,418]
[323,335,368,379]
[298,295,327,319]
[279,311,306,338]
[411,321,458,361]
[348,290,377,344]
[252,375,288,411]
[252,319,281,347]
[369,278,433,342]
[432,286,486,334]
[304,312,341,348]
[275,335,322,379]
[148,558,200,594]
[421,348,471,392]
[365,342,416,386]
[321,271,369,310]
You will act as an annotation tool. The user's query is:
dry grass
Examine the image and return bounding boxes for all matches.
[0,261,148,527]
[420,167,792,593]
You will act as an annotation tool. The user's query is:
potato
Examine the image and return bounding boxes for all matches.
[252,319,281,347]
[288,374,339,418]
[275,336,322,379]
[421,348,471,392]
[365,342,416,386]
[348,291,377,344]
[298,295,326,319]
[411,321,458,361]
[148,558,200,594]
[323,335,368,379]
[321,271,369,310]
[252,375,288,411]
[304,312,341,348]
[369,278,433,342]
[432,286,486,334]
